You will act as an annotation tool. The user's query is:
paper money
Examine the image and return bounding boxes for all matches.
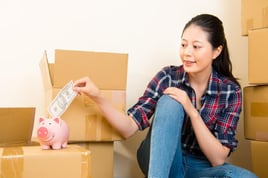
[48,80,77,117]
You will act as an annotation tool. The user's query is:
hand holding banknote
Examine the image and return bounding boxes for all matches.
[48,80,77,117]
[72,77,100,98]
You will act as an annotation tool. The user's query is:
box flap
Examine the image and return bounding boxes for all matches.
[39,51,53,90]
[0,107,35,146]
[53,49,128,90]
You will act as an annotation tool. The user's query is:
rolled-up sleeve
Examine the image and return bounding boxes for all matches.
[127,66,175,130]
[213,86,242,152]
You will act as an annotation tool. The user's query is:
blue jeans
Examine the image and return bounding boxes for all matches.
[137,95,258,178]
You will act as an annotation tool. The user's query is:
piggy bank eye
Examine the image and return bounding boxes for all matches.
[49,122,52,125]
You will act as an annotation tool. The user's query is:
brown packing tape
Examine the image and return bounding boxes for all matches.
[107,90,126,106]
[85,107,101,140]
[1,147,24,178]
[246,18,254,35]
[81,149,91,178]
[262,6,268,27]
[256,132,268,141]
[83,91,125,141]
[251,102,268,117]
[84,105,115,141]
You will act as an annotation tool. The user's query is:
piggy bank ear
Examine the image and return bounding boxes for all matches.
[53,117,60,124]
[39,117,45,123]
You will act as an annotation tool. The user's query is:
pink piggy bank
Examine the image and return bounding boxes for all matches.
[37,117,69,150]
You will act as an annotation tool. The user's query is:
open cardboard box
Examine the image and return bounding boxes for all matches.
[0,107,36,147]
[39,49,128,141]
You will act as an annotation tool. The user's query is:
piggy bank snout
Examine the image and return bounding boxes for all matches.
[37,127,49,138]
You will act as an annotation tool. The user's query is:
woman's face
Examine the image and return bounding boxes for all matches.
[180,24,221,75]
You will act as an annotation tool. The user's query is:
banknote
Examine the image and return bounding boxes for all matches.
[48,80,77,117]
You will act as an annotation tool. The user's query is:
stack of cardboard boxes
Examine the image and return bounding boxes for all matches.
[242,0,268,177]
[39,49,128,178]
[0,49,128,178]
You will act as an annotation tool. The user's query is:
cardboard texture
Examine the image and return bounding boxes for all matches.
[244,85,268,141]
[53,49,128,90]
[250,140,268,178]
[0,108,35,147]
[241,0,268,36]
[0,144,91,178]
[78,142,114,178]
[39,49,128,141]
[58,89,125,141]
[248,28,268,84]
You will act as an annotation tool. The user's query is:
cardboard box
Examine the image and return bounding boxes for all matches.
[0,107,35,146]
[78,142,114,178]
[0,144,91,178]
[244,85,268,141]
[250,140,268,178]
[57,89,126,141]
[46,49,128,90]
[241,0,268,36]
[39,49,128,141]
[248,28,268,84]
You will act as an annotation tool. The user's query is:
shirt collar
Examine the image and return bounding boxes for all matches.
[181,68,219,96]
[182,71,191,87]
[206,68,219,96]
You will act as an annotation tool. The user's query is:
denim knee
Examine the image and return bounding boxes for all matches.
[156,95,184,114]
[138,95,185,177]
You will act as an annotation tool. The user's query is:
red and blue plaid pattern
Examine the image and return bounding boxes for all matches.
[128,65,242,155]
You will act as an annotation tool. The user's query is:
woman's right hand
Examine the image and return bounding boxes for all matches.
[73,76,139,138]
[72,77,100,98]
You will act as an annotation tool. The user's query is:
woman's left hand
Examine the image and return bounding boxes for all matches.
[163,87,191,108]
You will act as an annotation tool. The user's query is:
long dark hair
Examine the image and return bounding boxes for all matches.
[182,14,240,87]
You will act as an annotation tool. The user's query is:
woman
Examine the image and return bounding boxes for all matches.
[73,14,257,178]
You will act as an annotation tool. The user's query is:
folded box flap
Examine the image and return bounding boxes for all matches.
[53,49,128,90]
[39,51,53,90]
[0,107,35,146]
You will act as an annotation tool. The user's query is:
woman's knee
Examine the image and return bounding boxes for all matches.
[153,95,185,127]
[157,94,184,113]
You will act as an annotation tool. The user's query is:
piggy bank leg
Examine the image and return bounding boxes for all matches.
[62,141,68,148]
[40,144,51,150]
[52,143,62,150]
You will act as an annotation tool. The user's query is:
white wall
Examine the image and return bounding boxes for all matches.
[0,0,250,177]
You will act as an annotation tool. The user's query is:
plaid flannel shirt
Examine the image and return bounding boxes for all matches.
[127,65,242,154]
